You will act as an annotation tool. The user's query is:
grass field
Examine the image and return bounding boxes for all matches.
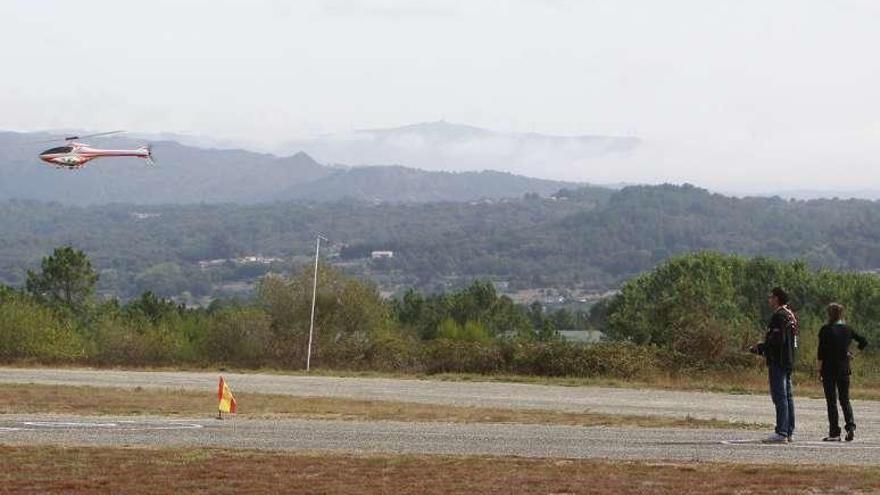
[0,383,762,429]
[2,446,879,495]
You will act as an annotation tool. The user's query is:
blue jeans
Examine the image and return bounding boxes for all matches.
[769,363,795,437]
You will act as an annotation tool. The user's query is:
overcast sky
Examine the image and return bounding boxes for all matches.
[2,0,878,190]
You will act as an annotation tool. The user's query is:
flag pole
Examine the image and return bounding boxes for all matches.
[306,234,326,372]
[217,376,223,420]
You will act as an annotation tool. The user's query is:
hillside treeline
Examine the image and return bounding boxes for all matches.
[2,248,877,380]
[1,184,879,300]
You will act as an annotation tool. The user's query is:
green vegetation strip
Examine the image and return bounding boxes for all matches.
[4,249,880,392]
[2,446,879,495]
[0,383,762,429]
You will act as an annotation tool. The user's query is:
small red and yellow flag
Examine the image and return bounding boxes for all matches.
[218,376,237,415]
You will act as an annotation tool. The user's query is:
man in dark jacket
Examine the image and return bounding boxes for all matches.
[818,303,868,442]
[751,287,798,443]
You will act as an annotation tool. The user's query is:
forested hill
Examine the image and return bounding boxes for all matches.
[0,184,878,300]
[277,166,578,203]
[0,131,580,204]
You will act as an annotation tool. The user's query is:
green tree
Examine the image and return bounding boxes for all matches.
[125,291,183,323]
[256,264,397,367]
[602,252,880,369]
[25,246,98,312]
[528,301,545,329]
[551,308,576,330]
[536,318,559,341]
[200,307,272,366]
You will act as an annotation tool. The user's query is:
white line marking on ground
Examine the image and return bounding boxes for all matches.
[721,439,880,449]
[19,421,204,430]
[24,422,118,428]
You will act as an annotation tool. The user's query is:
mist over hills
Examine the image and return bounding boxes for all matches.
[278,120,641,179]
[0,130,583,205]
[5,126,879,205]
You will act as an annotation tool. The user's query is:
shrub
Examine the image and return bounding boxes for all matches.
[200,307,272,367]
[364,332,423,371]
[422,339,506,374]
[89,315,188,366]
[436,318,492,343]
[506,340,660,379]
[0,296,84,362]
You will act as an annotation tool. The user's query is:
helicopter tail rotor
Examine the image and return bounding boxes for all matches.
[143,144,156,166]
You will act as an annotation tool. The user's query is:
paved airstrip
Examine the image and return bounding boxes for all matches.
[2,368,879,464]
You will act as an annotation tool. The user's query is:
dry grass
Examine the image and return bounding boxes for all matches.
[6,363,880,400]
[1,446,879,495]
[416,369,880,401]
[0,383,759,429]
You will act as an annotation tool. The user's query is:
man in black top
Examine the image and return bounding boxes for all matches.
[818,303,868,442]
[751,287,798,443]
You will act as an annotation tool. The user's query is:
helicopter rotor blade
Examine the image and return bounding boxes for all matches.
[26,130,126,145]
[63,130,125,141]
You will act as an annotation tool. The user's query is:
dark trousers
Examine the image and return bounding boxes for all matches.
[822,373,855,437]
[769,363,795,437]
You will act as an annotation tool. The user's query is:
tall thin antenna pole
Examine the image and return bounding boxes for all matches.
[306,234,325,372]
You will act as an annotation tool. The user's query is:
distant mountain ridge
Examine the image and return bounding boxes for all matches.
[0,130,586,205]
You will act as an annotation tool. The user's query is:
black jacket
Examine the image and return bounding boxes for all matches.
[818,322,868,377]
[755,306,798,371]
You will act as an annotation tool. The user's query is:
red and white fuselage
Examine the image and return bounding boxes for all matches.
[39,142,152,169]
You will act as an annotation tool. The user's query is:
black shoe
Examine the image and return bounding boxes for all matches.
[845,430,854,442]
[822,435,841,442]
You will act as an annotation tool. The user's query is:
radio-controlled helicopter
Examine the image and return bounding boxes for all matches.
[37,131,154,169]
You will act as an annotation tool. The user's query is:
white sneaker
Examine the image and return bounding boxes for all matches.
[762,433,788,443]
